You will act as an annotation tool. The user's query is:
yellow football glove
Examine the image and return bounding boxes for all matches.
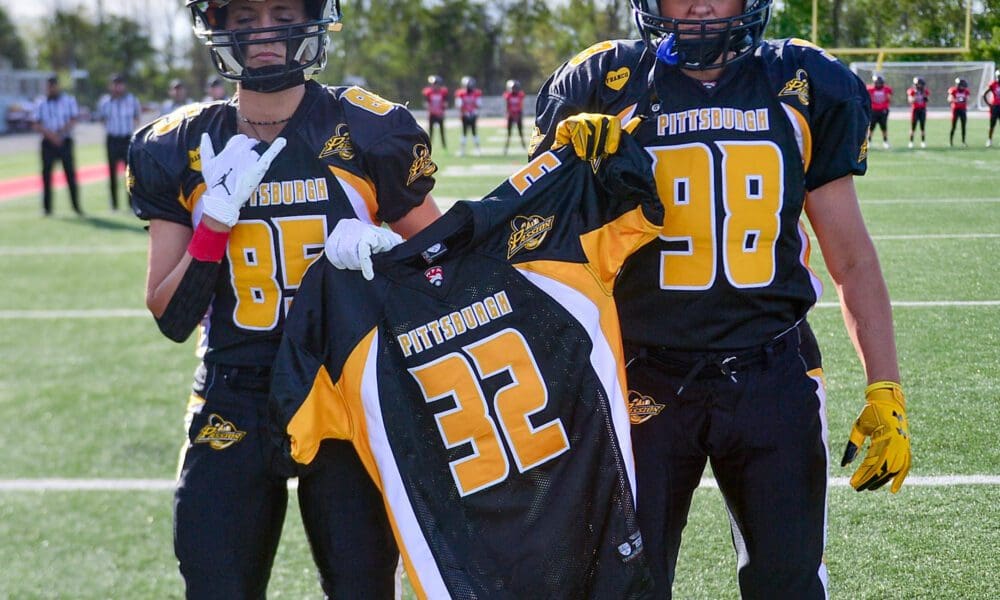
[840,381,912,493]
[552,113,626,160]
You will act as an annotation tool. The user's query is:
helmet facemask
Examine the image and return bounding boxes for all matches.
[630,0,773,70]
[187,0,341,93]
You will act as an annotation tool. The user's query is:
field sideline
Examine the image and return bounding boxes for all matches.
[1,115,997,598]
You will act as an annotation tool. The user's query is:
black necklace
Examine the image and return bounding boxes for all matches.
[238,113,292,126]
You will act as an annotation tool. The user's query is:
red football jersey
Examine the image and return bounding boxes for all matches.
[422,86,449,117]
[504,89,526,117]
[867,84,892,111]
[987,81,1000,107]
[948,86,971,109]
[906,86,930,109]
[455,87,482,117]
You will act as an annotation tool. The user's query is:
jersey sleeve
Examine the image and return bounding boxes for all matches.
[532,40,646,158]
[349,102,437,223]
[785,41,870,190]
[127,120,193,226]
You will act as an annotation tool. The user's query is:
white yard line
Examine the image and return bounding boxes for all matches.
[0,246,146,255]
[863,197,1000,205]
[871,233,1000,240]
[0,309,149,319]
[1,475,997,492]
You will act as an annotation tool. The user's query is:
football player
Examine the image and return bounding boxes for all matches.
[868,74,893,149]
[530,0,911,598]
[128,0,441,597]
[984,69,1000,147]
[948,77,971,146]
[422,75,449,150]
[503,78,528,155]
[455,75,483,156]
[906,76,929,148]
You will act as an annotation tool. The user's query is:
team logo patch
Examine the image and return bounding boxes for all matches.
[605,68,630,91]
[194,413,247,450]
[406,143,438,186]
[858,138,869,162]
[617,531,644,563]
[779,69,810,106]
[507,215,554,259]
[627,390,665,425]
[425,266,444,287]
[318,123,355,160]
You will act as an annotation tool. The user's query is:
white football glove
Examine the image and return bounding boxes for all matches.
[199,132,286,227]
[325,218,403,281]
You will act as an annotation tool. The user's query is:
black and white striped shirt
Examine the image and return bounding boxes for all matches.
[32,93,79,135]
[97,93,142,136]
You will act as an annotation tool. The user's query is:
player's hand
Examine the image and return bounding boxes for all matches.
[199,133,286,227]
[324,218,403,281]
[552,113,624,160]
[841,381,912,493]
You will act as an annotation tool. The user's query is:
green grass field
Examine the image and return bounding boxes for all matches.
[1,115,998,599]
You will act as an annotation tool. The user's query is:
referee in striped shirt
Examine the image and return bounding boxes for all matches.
[32,76,81,216]
[97,74,142,212]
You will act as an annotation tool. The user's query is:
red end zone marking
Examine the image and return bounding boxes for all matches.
[0,164,124,203]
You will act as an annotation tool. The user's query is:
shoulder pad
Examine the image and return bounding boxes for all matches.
[332,85,423,148]
[543,39,648,109]
[759,38,867,113]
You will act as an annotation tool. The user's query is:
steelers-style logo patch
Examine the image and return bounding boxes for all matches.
[194,413,247,450]
[319,123,355,160]
[779,69,810,106]
[507,215,554,259]
[858,138,869,162]
[407,143,438,185]
[627,390,665,425]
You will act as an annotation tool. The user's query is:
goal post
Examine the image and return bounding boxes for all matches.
[850,62,997,111]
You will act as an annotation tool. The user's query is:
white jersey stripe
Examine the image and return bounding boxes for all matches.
[359,330,451,600]
[518,268,639,501]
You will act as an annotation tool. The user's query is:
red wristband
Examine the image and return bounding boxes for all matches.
[187,221,230,262]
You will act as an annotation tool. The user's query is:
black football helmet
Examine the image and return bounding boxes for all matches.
[186,0,341,93]
[461,76,476,90]
[506,79,522,93]
[630,0,772,70]
[956,77,968,89]
[913,76,925,87]
[428,75,444,87]
[872,74,884,87]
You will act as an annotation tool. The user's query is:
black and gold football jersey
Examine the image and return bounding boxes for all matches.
[269,140,663,599]
[128,80,436,365]
[533,38,871,350]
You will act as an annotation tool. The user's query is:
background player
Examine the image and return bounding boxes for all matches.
[868,73,892,148]
[128,0,441,596]
[530,0,912,597]
[422,75,448,150]
[984,69,1000,147]
[948,77,971,146]
[906,76,929,148]
[503,78,527,155]
[455,75,483,156]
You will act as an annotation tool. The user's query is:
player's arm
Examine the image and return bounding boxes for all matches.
[806,174,911,493]
[390,194,441,238]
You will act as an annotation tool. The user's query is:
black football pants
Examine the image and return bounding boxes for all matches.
[625,322,828,600]
[174,362,398,599]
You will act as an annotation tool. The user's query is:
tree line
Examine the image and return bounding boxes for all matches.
[2,0,998,108]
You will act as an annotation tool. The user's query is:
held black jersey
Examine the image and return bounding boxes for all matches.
[127,80,436,366]
[533,38,871,350]
[269,140,663,599]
